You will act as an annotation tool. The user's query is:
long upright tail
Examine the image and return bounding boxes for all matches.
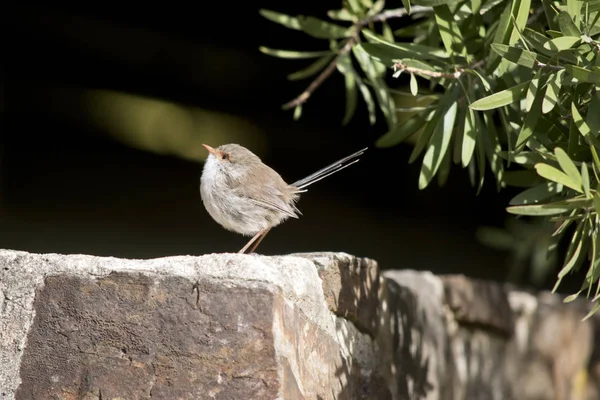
[291,147,368,191]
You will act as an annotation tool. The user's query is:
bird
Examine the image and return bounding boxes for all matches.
[200,143,367,254]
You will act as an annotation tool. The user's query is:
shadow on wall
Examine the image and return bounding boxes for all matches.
[316,253,434,399]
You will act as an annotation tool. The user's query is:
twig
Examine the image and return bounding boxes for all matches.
[393,61,462,79]
[281,6,433,110]
[282,39,355,110]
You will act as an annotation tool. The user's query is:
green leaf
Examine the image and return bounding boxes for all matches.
[361,30,450,61]
[583,301,600,321]
[410,73,419,96]
[564,64,600,84]
[293,104,302,120]
[594,193,600,215]
[470,81,530,111]
[462,108,477,167]
[327,8,356,22]
[376,109,434,148]
[509,182,564,205]
[259,9,302,30]
[517,74,547,151]
[356,76,376,125]
[543,36,582,51]
[582,163,591,198]
[558,11,581,36]
[409,85,457,164]
[535,163,583,192]
[352,45,396,128]
[557,221,584,279]
[341,69,357,126]
[507,197,591,216]
[555,147,583,191]
[567,0,581,27]
[464,69,492,92]
[419,96,458,189]
[542,70,563,114]
[491,44,550,69]
[434,4,466,56]
[509,0,533,45]
[572,101,593,137]
[287,55,335,80]
[297,16,352,39]
[401,0,412,14]
[526,69,544,112]
[411,0,461,5]
[587,90,600,135]
[259,47,333,59]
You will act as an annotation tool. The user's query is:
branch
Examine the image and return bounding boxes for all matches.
[281,6,433,110]
[282,38,355,110]
[393,61,462,79]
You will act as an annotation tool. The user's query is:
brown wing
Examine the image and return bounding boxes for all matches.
[237,163,300,219]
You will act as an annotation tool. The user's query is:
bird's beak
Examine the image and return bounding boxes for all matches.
[202,144,217,155]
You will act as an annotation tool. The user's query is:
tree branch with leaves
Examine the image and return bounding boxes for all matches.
[259,0,600,319]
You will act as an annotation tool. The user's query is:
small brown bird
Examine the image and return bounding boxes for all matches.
[200,143,366,254]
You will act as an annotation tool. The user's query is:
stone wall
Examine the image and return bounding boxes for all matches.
[0,250,598,399]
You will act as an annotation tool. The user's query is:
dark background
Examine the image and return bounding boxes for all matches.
[2,3,571,289]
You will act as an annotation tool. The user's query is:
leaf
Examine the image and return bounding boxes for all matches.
[376,109,434,147]
[564,65,600,84]
[401,0,411,14]
[259,9,302,30]
[535,163,583,192]
[491,44,549,69]
[434,5,466,55]
[558,11,581,37]
[361,30,450,60]
[557,221,584,279]
[470,81,530,111]
[583,301,600,321]
[571,101,592,137]
[587,90,600,135]
[352,45,396,128]
[462,108,477,167]
[411,0,461,6]
[293,104,302,120]
[327,8,356,22]
[297,16,352,39]
[507,197,591,216]
[555,147,583,191]
[409,85,457,163]
[526,69,543,112]
[259,47,333,59]
[464,69,492,92]
[287,55,335,80]
[356,77,376,125]
[542,70,563,114]
[509,182,564,205]
[342,69,358,126]
[510,0,533,45]
[567,0,581,27]
[419,96,459,189]
[543,36,582,51]
[594,193,600,215]
[517,75,547,151]
[410,73,419,96]
[582,163,591,198]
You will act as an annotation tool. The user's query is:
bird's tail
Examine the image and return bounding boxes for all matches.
[291,147,367,191]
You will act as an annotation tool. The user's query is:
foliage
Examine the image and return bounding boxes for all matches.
[259,0,600,319]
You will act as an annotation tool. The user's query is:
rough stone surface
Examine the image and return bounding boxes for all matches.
[1,249,599,400]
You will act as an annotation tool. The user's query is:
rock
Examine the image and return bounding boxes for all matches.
[1,249,598,400]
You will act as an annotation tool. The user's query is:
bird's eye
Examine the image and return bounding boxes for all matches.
[221,153,229,160]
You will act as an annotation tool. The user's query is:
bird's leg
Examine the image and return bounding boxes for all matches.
[247,228,272,254]
[238,229,266,254]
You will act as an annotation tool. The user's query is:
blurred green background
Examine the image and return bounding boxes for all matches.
[2,3,581,290]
